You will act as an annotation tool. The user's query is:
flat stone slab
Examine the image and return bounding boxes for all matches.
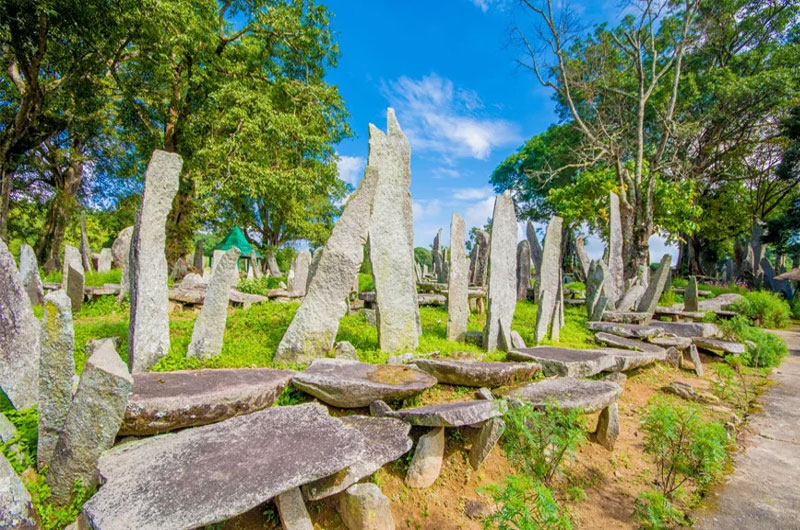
[506,347,617,377]
[586,321,665,339]
[594,332,667,355]
[647,321,721,338]
[121,368,295,435]
[376,399,506,427]
[697,293,743,312]
[498,377,622,413]
[655,306,706,320]
[602,311,652,324]
[292,359,437,408]
[692,337,745,355]
[602,348,667,371]
[648,336,693,349]
[84,403,365,530]
[408,359,540,388]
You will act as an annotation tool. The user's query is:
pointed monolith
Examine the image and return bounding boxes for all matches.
[446,213,468,341]
[287,250,312,294]
[79,212,94,273]
[19,244,44,305]
[516,240,531,301]
[637,254,671,314]
[526,221,543,292]
[534,216,563,343]
[608,192,624,305]
[483,192,517,351]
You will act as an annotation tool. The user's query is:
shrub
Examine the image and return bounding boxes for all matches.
[633,490,687,529]
[236,276,284,295]
[719,315,788,368]
[791,296,800,320]
[358,272,374,293]
[730,290,791,329]
[482,474,572,530]
[671,277,688,288]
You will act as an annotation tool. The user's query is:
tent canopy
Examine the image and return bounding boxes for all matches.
[214,226,261,258]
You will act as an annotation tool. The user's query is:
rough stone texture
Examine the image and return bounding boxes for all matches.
[61,245,82,289]
[287,250,312,294]
[405,427,444,488]
[510,330,526,349]
[688,344,704,376]
[368,109,420,353]
[481,192,517,351]
[648,321,721,338]
[0,451,40,530]
[408,359,540,388]
[526,221,543,293]
[499,377,622,413]
[128,150,182,372]
[37,290,75,471]
[469,417,505,469]
[375,399,505,427]
[637,254,672,313]
[471,229,490,287]
[19,244,44,306]
[66,264,85,313]
[121,368,293,435]
[575,235,590,279]
[684,276,699,312]
[265,250,281,276]
[534,216,563,343]
[649,335,693,349]
[334,341,360,361]
[692,337,745,355]
[47,341,133,506]
[594,332,667,355]
[84,403,365,530]
[187,247,241,359]
[79,212,93,273]
[604,347,667,371]
[616,284,645,312]
[447,213,468,341]
[595,402,619,450]
[698,293,743,312]
[193,243,205,272]
[0,238,40,409]
[586,321,665,339]
[96,248,112,273]
[607,192,624,306]
[586,259,606,320]
[292,359,436,408]
[303,415,411,500]
[276,488,314,530]
[516,240,532,301]
[475,387,493,401]
[604,371,627,388]
[275,156,378,363]
[337,483,395,530]
[112,226,134,298]
[432,228,443,280]
[507,347,616,377]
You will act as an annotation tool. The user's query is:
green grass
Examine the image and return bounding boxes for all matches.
[40,268,122,287]
[512,301,594,349]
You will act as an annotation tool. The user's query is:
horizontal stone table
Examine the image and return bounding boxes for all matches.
[506,347,617,377]
[594,332,667,355]
[408,358,540,388]
[692,337,745,355]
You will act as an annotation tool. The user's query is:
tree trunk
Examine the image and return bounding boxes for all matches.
[34,153,84,267]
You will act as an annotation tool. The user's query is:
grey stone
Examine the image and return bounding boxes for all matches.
[47,341,133,506]
[408,359,540,388]
[375,398,505,427]
[0,238,40,409]
[553,275,564,341]
[61,245,82,289]
[603,347,667,371]
[590,295,608,322]
[79,212,93,273]
[698,293,743,312]
[647,321,721,338]
[526,221,543,293]
[121,368,293,435]
[649,335,693,349]
[37,290,75,471]
[575,235,590,279]
[684,276,699,312]
[193,243,205,272]
[303,415,411,500]
[83,403,365,530]
[601,311,651,324]
[19,244,44,306]
[275,156,378,363]
[84,337,118,359]
[337,483,395,530]
[469,417,505,469]
[112,226,134,298]
[637,254,672,313]
[471,229,490,287]
[128,150,182,372]
[187,247,241,359]
[607,192,624,305]
[447,214,468,341]
[292,359,436,408]
[534,216,563,343]
[97,248,112,273]
[688,344,704,376]
[507,347,617,377]
[663,381,701,401]
[616,284,645,312]
[692,337,745,355]
[595,402,619,450]
[0,451,39,530]
[604,371,627,388]
[586,260,606,319]
[499,377,622,413]
[432,228,443,280]
[586,321,665,339]
[475,387,494,401]
[265,250,282,276]
[334,341,360,361]
[510,330,526,349]
[276,488,314,530]
[751,220,766,274]
[516,240,532,301]
[594,332,667,355]
[287,250,312,294]
[405,427,444,488]
[66,264,85,313]
[483,192,517,351]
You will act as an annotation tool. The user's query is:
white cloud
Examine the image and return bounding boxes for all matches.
[453,186,495,201]
[471,0,507,12]
[382,74,521,161]
[336,155,366,187]
[463,196,496,234]
[412,199,442,222]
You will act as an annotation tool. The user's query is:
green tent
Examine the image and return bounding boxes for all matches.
[214,226,261,257]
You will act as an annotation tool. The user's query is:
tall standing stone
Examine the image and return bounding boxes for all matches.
[266,250,281,276]
[61,245,81,289]
[113,226,134,301]
[128,150,182,373]
[432,228,443,280]
[275,166,379,362]
[250,250,262,279]
[586,259,606,320]
[516,240,532,301]
[193,243,205,271]
[575,235,590,279]
[287,250,312,294]
[534,216,563,343]
[79,211,94,273]
[751,220,766,275]
[66,263,85,313]
[472,229,490,287]
[608,192,624,306]
[47,341,132,506]
[19,244,44,306]
[97,248,113,273]
[483,192,518,352]
[637,254,671,313]
[368,109,420,352]
[446,214,468,342]
[37,290,75,470]
[526,221,543,292]
[0,239,39,409]
[684,276,699,312]
[187,247,241,360]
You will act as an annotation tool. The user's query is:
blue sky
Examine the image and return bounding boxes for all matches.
[326,0,677,264]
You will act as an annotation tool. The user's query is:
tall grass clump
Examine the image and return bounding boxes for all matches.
[731,290,791,329]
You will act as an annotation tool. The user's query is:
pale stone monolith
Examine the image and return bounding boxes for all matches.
[79,211,93,273]
[61,245,81,289]
[406,427,444,488]
[128,150,182,372]
[276,487,314,530]
[637,254,671,314]
[471,229,490,287]
[66,264,84,313]
[516,240,532,301]
[534,216,563,343]
[446,213,468,341]
[575,235,590,279]
[37,290,75,470]
[266,250,281,276]
[19,244,44,305]
[526,221,543,293]
[47,341,133,506]
[684,276,699,312]
[97,248,112,273]
[586,259,605,319]
[483,192,517,351]
[113,226,134,300]
[287,250,312,294]
[368,109,420,352]
[337,483,395,530]
[187,247,241,359]
[250,250,262,279]
[608,192,624,305]
[432,228,443,280]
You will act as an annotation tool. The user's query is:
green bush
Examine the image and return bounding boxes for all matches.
[671,277,688,288]
[719,315,788,368]
[358,272,374,293]
[236,276,284,295]
[731,290,791,329]
[791,296,800,320]
[482,474,572,530]
[633,490,687,529]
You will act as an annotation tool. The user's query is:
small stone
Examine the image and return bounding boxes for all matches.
[406,427,445,488]
[464,499,491,520]
[276,488,314,530]
[662,381,700,401]
[334,341,359,360]
[605,371,627,388]
[510,330,526,349]
[595,402,619,450]
[475,387,493,401]
[688,344,704,377]
[469,417,505,469]
[19,244,44,306]
[0,452,39,530]
[337,483,395,530]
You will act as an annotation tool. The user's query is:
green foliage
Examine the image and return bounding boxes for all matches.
[670,277,689,288]
[718,315,788,368]
[659,289,681,307]
[414,247,432,267]
[358,273,374,293]
[481,474,572,530]
[84,269,122,287]
[236,276,285,295]
[75,297,128,319]
[0,403,38,474]
[730,291,791,329]
[27,476,95,530]
[275,386,308,407]
[633,490,687,530]
[512,302,593,350]
[563,281,585,297]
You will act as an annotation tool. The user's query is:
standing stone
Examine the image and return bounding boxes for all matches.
[37,290,75,470]
[275,162,378,362]
[287,250,312,294]
[193,243,204,272]
[0,452,39,530]
[575,235,590,279]
[337,483,395,530]
[47,341,133,506]
[552,272,564,341]
[637,254,671,314]
[586,260,606,320]
[128,150,182,372]
[761,257,775,291]
[472,229,490,287]
[79,211,94,273]
[66,264,85,313]
[113,226,134,300]
[595,402,619,450]
[608,192,624,306]
[534,216,563,343]
[688,344,704,377]
[19,244,44,305]
[469,417,505,470]
[516,240,532,301]
[368,109,420,352]
[526,221,543,293]
[250,250,262,279]
[447,214,468,341]
[482,192,518,352]
[684,276,699,312]
[0,239,40,409]
[751,220,766,275]
[725,258,733,283]
[405,427,444,488]
[212,249,225,272]
[616,283,646,312]
[432,228,443,280]
[187,247,241,359]
[97,248,112,273]
[61,245,81,289]
[275,487,314,530]
[266,250,281,276]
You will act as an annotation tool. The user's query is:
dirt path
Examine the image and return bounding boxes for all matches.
[693,327,800,530]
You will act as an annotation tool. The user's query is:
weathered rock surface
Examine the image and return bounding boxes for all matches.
[447,213,469,341]
[616,284,645,312]
[586,321,665,339]
[276,488,314,530]
[303,415,411,500]
[432,228,443,281]
[19,244,44,306]
[507,347,616,377]
[373,399,505,427]
[575,235,590,279]
[84,403,365,530]
[648,335,693,349]
[692,337,745,355]
[607,193,624,305]
[586,259,607,320]
[0,451,39,530]
[405,427,444,488]
[287,250,312,294]
[637,254,672,313]
[603,347,667,371]
[526,221,543,292]
[483,192,518,351]
[61,245,82,289]
[687,344,704,376]
[601,311,651,324]
[499,377,622,413]
[534,217,563,343]
[408,359,540,388]
[469,417,505,469]
[595,402,619,450]
[0,238,40,409]
[334,341,359,360]
[697,293,743,312]
[66,263,84,313]
[338,483,395,530]
[113,226,134,298]
[684,276,699,312]
[516,240,532,301]
[647,321,721,338]
[510,330,526,349]
[121,368,294,435]
[97,248,112,273]
[594,332,667,355]
[471,229,490,287]
[292,359,436,408]
[79,212,93,273]
[128,150,182,372]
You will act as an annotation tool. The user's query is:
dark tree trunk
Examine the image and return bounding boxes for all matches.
[34,150,84,266]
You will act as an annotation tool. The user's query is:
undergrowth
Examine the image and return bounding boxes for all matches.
[718,315,788,368]
[730,290,791,329]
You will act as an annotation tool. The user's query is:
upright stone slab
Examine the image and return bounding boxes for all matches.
[368,109,420,352]
[472,229,490,287]
[113,226,134,299]
[447,214,468,341]
[684,276,699,312]
[586,260,606,320]
[516,240,532,301]
[275,164,378,362]
[66,263,85,313]
[287,249,312,294]
[534,216,563,343]
[575,235,590,279]
[37,290,75,471]
[79,211,94,273]
[432,228,443,280]
[0,452,39,530]
[97,248,112,273]
[250,250,262,279]
[637,254,671,314]
[337,483,395,530]
[193,243,205,271]
[266,250,281,276]
[608,192,624,306]
[526,221,543,292]
[19,243,44,305]
[187,247,241,359]
[0,239,39,409]
[61,245,81,289]
[128,150,182,372]
[47,341,132,506]
[752,220,766,275]
[483,192,518,351]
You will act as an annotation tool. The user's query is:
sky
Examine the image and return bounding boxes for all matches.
[326,0,678,264]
